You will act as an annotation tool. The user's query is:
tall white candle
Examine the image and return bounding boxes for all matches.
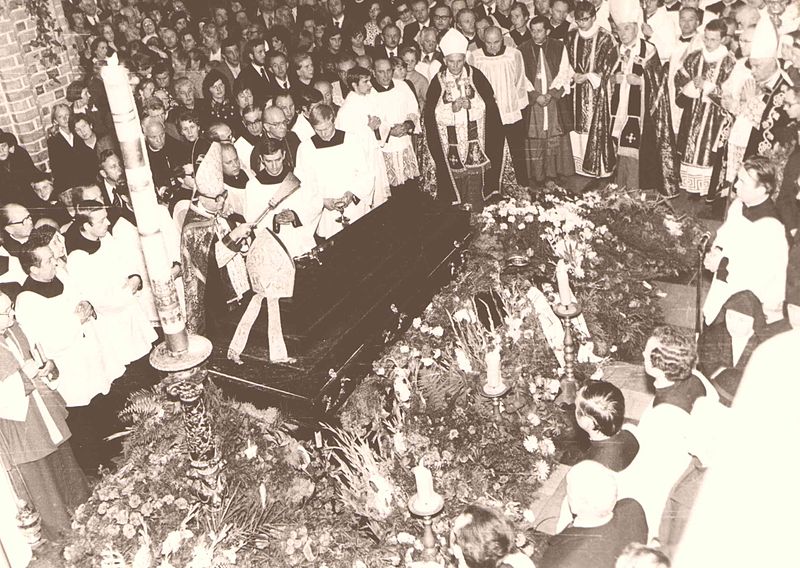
[556,260,572,306]
[413,463,436,505]
[485,346,502,389]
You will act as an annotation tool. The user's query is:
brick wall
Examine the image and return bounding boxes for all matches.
[0,0,80,168]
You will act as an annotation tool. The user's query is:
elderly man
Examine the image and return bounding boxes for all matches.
[15,239,123,407]
[181,142,253,335]
[520,16,575,187]
[468,26,530,185]
[566,2,617,178]
[296,104,374,238]
[66,201,157,365]
[607,0,678,195]
[261,105,301,171]
[424,28,503,211]
[0,290,89,541]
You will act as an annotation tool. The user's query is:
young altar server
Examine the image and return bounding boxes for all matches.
[15,241,124,407]
[467,26,530,186]
[0,290,89,542]
[702,156,789,326]
[249,137,322,258]
[566,2,618,178]
[674,18,735,197]
[295,104,375,239]
[335,65,392,207]
[65,201,157,366]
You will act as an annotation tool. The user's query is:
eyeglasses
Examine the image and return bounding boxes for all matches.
[6,215,31,226]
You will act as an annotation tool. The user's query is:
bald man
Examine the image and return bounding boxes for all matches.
[260,106,301,171]
[468,26,529,185]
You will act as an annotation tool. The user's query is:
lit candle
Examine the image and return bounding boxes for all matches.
[413,462,436,505]
[485,346,502,390]
[556,260,572,307]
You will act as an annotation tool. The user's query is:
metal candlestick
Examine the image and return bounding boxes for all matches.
[408,494,445,561]
[480,382,511,418]
[553,302,582,406]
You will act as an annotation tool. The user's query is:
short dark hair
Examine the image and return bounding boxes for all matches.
[648,326,697,382]
[705,17,728,36]
[573,1,595,18]
[69,112,93,132]
[742,155,777,196]
[346,65,371,88]
[453,504,515,568]
[576,382,626,437]
[308,103,335,126]
[75,199,105,230]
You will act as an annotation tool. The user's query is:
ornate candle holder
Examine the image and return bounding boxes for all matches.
[553,301,582,406]
[408,492,445,561]
[480,381,511,418]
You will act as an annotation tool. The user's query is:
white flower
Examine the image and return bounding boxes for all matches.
[534,459,551,482]
[455,349,473,373]
[547,378,562,395]
[431,326,444,338]
[538,438,556,457]
[526,412,541,426]
[393,432,408,455]
[243,439,258,460]
[522,509,536,524]
[397,532,416,545]
[523,435,539,453]
[412,317,422,328]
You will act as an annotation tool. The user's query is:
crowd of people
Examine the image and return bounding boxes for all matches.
[0,0,798,564]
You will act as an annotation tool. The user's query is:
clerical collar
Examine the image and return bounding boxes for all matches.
[742,197,779,222]
[311,129,345,148]
[224,170,250,189]
[371,78,394,92]
[22,276,64,299]
[256,168,289,185]
[73,231,101,255]
[482,45,506,57]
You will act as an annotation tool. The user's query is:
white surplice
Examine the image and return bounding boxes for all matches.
[295,131,374,239]
[67,233,157,366]
[15,270,124,407]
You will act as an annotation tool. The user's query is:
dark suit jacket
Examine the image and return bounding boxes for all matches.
[369,45,403,61]
[235,64,274,107]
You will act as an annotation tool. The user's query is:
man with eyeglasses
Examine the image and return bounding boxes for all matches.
[234,105,263,168]
[181,141,253,335]
[261,105,301,171]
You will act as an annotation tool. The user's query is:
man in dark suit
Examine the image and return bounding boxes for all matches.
[402,0,432,45]
[235,39,274,107]
[211,37,243,90]
[370,25,404,60]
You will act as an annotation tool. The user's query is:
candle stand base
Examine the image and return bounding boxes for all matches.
[408,494,444,561]
[480,383,511,418]
[553,302,582,406]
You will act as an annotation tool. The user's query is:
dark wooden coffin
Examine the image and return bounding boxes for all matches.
[207,190,472,418]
